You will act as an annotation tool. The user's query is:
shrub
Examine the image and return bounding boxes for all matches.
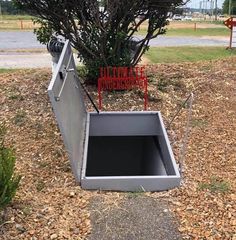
[0,123,21,210]
[14,0,184,83]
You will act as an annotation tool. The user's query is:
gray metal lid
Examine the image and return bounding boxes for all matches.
[48,40,87,182]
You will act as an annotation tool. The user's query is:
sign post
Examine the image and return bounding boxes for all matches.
[224,17,236,48]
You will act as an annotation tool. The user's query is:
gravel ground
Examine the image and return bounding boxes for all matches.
[88,195,182,240]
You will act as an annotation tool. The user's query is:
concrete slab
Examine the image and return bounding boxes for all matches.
[88,195,182,240]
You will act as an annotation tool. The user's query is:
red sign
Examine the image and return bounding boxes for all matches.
[98,66,148,110]
[224,17,236,30]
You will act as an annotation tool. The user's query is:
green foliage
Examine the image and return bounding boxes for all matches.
[76,66,88,81]
[33,19,54,45]
[13,0,184,84]
[198,176,230,193]
[0,123,21,210]
[223,0,236,15]
[1,1,26,15]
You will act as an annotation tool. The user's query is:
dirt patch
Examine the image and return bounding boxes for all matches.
[140,21,225,30]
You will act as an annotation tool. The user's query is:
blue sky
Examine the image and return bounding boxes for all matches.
[185,0,225,9]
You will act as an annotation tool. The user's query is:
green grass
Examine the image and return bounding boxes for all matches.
[127,191,145,198]
[167,28,229,37]
[0,15,32,20]
[137,27,229,37]
[198,176,230,193]
[191,119,208,128]
[0,69,18,74]
[145,47,236,63]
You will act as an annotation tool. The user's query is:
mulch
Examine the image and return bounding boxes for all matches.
[0,57,235,239]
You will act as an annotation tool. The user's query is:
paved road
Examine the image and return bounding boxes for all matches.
[0,31,229,50]
[0,52,51,68]
[0,31,229,68]
[0,31,44,49]
[0,52,81,69]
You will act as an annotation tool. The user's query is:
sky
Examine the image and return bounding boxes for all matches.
[185,0,225,9]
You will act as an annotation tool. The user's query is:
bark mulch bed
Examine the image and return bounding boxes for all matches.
[0,57,235,239]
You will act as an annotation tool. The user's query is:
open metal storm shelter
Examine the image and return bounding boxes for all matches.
[48,40,181,191]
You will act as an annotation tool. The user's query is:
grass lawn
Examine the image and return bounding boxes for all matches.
[145,47,236,63]
[0,15,32,20]
[0,69,18,73]
[167,28,230,36]
[194,20,226,24]
[0,15,35,30]
[137,28,230,37]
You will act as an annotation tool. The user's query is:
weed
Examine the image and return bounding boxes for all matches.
[8,93,24,101]
[171,78,185,91]
[54,148,63,158]
[77,65,88,81]
[127,190,145,199]
[201,65,212,72]
[191,119,208,128]
[198,176,230,193]
[34,122,43,139]
[13,110,27,126]
[34,122,43,131]
[21,205,32,216]
[146,72,157,83]
[177,99,188,109]
[157,78,169,92]
[0,123,21,210]
[36,180,45,192]
[148,93,162,103]
[157,78,185,92]
[61,163,71,173]
[37,161,49,168]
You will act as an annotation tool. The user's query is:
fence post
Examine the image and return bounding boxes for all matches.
[20,20,23,30]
